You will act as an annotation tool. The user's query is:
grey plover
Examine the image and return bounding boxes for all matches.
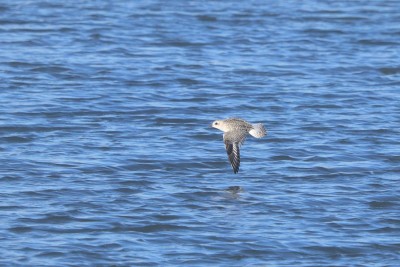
[211,118,267,174]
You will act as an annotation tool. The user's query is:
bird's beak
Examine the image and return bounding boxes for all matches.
[210,123,214,128]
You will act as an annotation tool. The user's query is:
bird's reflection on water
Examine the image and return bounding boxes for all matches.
[224,186,244,199]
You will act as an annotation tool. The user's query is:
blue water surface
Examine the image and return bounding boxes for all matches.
[1,1,400,266]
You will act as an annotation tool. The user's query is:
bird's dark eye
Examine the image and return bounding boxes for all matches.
[215,122,218,125]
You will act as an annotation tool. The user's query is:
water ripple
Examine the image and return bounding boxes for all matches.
[0,0,399,266]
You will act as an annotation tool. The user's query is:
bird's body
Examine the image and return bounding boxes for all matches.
[212,118,267,174]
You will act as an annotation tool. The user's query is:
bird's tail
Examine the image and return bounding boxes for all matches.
[249,123,267,138]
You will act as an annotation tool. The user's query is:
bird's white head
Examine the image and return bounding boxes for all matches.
[211,120,227,132]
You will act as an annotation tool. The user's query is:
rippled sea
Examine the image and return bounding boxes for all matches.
[1,1,400,266]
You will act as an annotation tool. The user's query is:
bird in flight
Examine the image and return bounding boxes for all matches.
[211,118,267,174]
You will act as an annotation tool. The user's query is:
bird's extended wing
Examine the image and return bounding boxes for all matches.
[225,142,240,174]
[223,131,247,174]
